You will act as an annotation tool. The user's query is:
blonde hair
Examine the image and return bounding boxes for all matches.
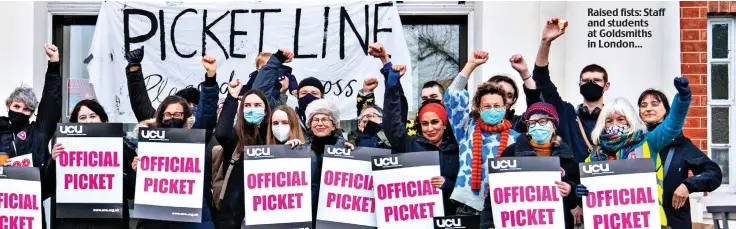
[590,98,648,145]
[255,52,272,70]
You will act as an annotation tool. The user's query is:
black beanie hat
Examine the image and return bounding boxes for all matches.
[297,77,325,96]
[175,87,200,105]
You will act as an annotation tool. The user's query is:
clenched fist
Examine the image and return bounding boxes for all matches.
[509,54,529,74]
[391,65,406,77]
[368,43,388,58]
[468,51,489,66]
[228,79,243,98]
[45,44,59,62]
[202,56,217,78]
[363,77,379,93]
[279,48,294,63]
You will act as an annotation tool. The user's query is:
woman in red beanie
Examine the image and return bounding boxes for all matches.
[382,64,460,216]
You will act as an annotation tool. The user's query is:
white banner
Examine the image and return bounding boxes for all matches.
[55,123,125,218]
[580,159,661,229]
[372,151,444,229]
[133,128,206,223]
[0,166,43,229]
[87,1,413,122]
[487,157,566,229]
[242,145,312,227]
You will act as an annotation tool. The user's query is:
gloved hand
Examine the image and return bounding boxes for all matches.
[125,46,145,65]
[575,184,589,197]
[674,77,690,98]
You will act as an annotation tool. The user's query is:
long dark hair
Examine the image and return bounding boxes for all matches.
[154,96,192,127]
[70,99,109,123]
[235,90,271,154]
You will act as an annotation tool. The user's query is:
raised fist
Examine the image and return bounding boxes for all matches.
[279,48,294,63]
[44,44,59,62]
[363,77,379,93]
[509,54,528,73]
[228,79,243,98]
[391,65,406,77]
[368,43,387,58]
[468,51,489,66]
[542,17,566,43]
[202,56,217,77]
[125,46,145,65]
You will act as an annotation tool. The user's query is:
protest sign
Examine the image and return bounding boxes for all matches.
[316,146,390,229]
[580,159,661,229]
[134,128,206,223]
[433,215,480,229]
[242,145,312,228]
[487,157,565,228]
[87,1,413,122]
[55,123,124,218]
[0,166,42,229]
[6,154,33,167]
[372,151,444,229]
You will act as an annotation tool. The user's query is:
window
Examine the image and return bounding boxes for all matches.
[707,18,735,191]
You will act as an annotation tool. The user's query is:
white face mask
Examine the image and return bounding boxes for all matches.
[272,124,291,142]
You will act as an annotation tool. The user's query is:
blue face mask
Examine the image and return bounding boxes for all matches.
[243,108,266,125]
[528,123,552,143]
[480,108,506,125]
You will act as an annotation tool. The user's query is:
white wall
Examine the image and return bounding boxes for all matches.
[0,1,49,117]
[473,1,681,114]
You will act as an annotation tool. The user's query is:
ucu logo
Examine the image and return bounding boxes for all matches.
[373,157,398,167]
[59,125,83,134]
[582,164,610,174]
[326,148,351,156]
[490,159,517,169]
[246,148,271,157]
[435,218,461,227]
[141,130,166,139]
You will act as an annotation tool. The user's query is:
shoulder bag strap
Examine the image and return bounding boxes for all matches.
[576,117,594,153]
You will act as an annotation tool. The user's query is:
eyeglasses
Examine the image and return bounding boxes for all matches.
[163,112,184,119]
[525,118,549,127]
[581,78,605,85]
[311,117,332,125]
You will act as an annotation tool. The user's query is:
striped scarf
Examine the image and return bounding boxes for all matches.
[530,140,552,156]
[597,130,645,159]
[472,119,511,191]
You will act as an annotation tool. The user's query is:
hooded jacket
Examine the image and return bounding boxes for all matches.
[130,118,215,229]
[656,132,722,229]
[480,135,580,229]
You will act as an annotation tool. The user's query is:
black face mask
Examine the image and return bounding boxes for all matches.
[8,111,30,132]
[298,94,319,109]
[580,81,604,101]
[161,118,185,128]
[363,121,383,135]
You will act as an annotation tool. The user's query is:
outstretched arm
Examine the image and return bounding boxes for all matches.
[444,51,488,140]
[533,17,568,112]
[647,78,692,153]
[124,47,156,121]
[194,56,220,145]
[252,49,294,109]
[382,65,417,153]
[36,44,63,142]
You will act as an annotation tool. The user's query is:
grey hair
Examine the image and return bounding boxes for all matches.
[5,86,38,111]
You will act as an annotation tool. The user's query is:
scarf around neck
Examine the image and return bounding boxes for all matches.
[530,139,552,157]
[597,129,645,159]
[472,119,511,191]
[311,134,338,156]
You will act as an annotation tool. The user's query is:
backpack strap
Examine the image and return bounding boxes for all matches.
[576,117,593,153]
[218,149,242,205]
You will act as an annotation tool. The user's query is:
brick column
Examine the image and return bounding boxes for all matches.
[680,1,709,154]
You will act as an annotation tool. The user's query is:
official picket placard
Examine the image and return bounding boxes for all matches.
[487,157,565,228]
[371,151,444,229]
[242,145,312,228]
[55,123,125,218]
[316,146,391,229]
[88,1,414,122]
[580,159,661,229]
[433,215,480,229]
[0,166,43,229]
[134,128,206,223]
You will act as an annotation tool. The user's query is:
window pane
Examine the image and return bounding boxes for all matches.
[67,25,97,115]
[711,148,730,185]
[710,64,729,100]
[711,107,730,144]
[403,24,461,109]
[712,23,729,59]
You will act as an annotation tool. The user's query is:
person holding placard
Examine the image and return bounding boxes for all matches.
[637,90,722,229]
[266,105,307,147]
[576,77,692,228]
[131,96,215,229]
[480,102,580,229]
[444,51,521,215]
[45,99,134,229]
[382,64,459,215]
[213,83,272,228]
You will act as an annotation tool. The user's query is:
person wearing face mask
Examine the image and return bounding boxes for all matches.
[575,77,692,229]
[637,89,722,229]
[351,104,391,149]
[130,96,215,229]
[303,98,354,228]
[443,51,520,215]
[266,105,306,147]
[382,64,459,215]
[479,102,579,229]
[124,47,220,136]
[212,77,272,228]
[44,100,136,229]
[530,18,610,163]
[0,44,61,172]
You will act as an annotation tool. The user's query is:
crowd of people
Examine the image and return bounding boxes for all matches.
[0,18,723,229]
